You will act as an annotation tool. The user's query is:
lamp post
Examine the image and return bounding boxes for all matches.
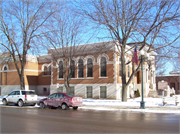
[139,50,149,109]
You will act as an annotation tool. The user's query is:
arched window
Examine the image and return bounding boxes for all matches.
[100,57,107,77]
[3,66,8,71]
[70,60,75,78]
[59,61,63,78]
[48,66,51,75]
[43,66,48,75]
[87,58,93,77]
[119,58,122,77]
[78,59,83,78]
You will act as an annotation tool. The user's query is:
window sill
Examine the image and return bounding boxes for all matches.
[42,75,51,77]
[99,77,108,79]
[57,78,64,80]
[86,77,94,79]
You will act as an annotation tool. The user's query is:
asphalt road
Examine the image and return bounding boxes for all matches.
[0,106,179,133]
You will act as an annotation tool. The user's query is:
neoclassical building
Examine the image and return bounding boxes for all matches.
[0,41,157,99]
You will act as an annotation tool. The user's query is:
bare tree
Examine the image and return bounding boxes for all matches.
[76,0,180,101]
[43,4,91,94]
[0,0,56,90]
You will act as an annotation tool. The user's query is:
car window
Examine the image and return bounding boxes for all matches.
[65,93,75,97]
[9,91,16,95]
[48,94,57,99]
[57,94,65,98]
[22,91,26,95]
[15,91,20,95]
[21,91,36,95]
[25,91,36,95]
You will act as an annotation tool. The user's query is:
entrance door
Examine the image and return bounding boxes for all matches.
[170,83,175,90]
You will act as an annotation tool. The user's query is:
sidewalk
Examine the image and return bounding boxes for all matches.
[80,97,180,114]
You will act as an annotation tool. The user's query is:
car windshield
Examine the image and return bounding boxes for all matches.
[65,93,75,97]
[22,91,36,95]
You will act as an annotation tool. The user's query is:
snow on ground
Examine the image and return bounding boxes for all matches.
[0,96,179,113]
[0,96,176,106]
[82,97,172,106]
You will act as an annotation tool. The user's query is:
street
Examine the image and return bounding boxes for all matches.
[0,106,179,133]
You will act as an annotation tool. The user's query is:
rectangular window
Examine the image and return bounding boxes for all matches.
[119,63,122,77]
[87,87,93,98]
[148,71,150,80]
[57,87,63,93]
[70,87,74,95]
[100,86,107,98]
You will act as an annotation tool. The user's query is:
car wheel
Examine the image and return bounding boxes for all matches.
[61,103,68,110]
[73,106,78,110]
[2,99,7,105]
[40,102,45,109]
[18,100,24,107]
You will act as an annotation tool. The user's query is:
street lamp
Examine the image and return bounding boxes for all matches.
[139,50,149,109]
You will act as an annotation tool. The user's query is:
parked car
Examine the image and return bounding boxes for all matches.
[37,93,83,110]
[2,90,38,107]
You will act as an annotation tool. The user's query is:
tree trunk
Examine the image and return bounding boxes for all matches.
[20,64,25,90]
[122,84,128,102]
[121,44,128,102]
[64,77,70,94]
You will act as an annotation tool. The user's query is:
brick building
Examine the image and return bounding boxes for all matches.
[156,72,180,94]
[0,41,156,99]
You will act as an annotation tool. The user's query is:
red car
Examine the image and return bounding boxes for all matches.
[37,93,82,110]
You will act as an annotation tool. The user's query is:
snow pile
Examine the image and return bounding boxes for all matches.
[82,97,166,107]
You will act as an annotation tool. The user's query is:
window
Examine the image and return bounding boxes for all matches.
[22,91,36,95]
[59,61,63,78]
[9,91,16,96]
[148,71,150,80]
[57,87,63,92]
[70,60,75,78]
[119,62,122,77]
[43,65,51,76]
[69,87,74,95]
[43,66,48,75]
[48,94,57,99]
[78,59,84,78]
[3,66,8,71]
[100,57,107,77]
[15,91,20,95]
[87,58,93,77]
[87,86,93,98]
[57,93,65,98]
[100,86,107,98]
[48,66,51,75]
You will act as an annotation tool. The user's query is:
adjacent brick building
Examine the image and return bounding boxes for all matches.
[156,72,180,94]
[0,41,157,99]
